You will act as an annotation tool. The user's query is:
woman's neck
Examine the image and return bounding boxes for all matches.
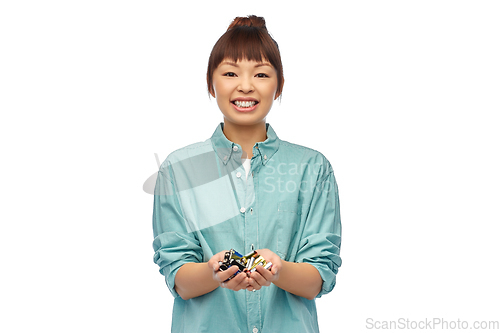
[222,120,267,159]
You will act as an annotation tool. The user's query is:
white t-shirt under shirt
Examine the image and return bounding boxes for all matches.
[241,158,251,180]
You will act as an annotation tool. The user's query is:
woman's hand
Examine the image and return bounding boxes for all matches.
[245,248,282,291]
[208,250,250,291]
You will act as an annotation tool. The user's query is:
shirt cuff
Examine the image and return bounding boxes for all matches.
[161,261,186,299]
[297,259,338,299]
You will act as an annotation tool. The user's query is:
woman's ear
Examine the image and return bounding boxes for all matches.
[274,78,285,100]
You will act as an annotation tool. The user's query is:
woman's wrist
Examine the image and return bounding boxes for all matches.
[175,262,220,300]
[272,261,323,300]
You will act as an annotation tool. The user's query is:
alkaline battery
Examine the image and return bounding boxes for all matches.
[250,261,264,273]
[247,256,256,269]
[243,250,257,259]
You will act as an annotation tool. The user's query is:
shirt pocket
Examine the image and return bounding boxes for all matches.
[277,200,302,260]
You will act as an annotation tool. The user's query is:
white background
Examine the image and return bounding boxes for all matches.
[1,1,499,332]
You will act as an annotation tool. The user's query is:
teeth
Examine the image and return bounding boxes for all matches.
[234,100,256,108]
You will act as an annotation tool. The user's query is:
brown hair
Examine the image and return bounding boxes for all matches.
[207,15,284,100]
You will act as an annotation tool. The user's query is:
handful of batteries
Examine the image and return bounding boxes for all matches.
[218,249,273,282]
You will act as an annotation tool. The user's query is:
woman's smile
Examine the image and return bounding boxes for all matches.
[231,97,260,112]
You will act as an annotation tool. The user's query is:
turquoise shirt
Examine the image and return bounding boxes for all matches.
[152,122,342,333]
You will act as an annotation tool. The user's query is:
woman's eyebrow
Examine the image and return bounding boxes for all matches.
[255,63,273,68]
[220,61,239,67]
[220,61,273,68]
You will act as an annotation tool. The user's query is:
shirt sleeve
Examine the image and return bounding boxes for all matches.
[152,163,203,298]
[295,169,342,299]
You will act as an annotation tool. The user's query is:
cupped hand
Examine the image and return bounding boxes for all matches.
[208,250,250,291]
[245,248,282,291]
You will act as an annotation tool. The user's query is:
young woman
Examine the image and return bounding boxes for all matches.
[153,15,342,333]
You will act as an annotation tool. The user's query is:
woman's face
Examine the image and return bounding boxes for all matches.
[211,58,280,126]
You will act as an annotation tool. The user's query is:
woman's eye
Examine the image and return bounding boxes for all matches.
[224,72,236,77]
[256,73,269,78]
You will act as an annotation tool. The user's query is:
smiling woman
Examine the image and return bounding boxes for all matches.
[152,14,342,333]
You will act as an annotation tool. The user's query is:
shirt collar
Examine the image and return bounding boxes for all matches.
[210,122,280,166]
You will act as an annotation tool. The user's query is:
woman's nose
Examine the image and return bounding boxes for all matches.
[237,77,254,93]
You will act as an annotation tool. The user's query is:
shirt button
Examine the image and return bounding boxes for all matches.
[264,155,267,160]
[253,327,258,333]
[236,172,241,178]
[233,146,238,151]
[240,207,246,213]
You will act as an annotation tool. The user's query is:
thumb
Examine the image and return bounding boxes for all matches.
[213,262,220,271]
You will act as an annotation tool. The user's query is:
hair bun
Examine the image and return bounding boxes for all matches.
[227,15,267,31]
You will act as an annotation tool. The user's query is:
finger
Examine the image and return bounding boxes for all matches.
[270,263,279,275]
[210,250,228,269]
[244,272,254,291]
[214,266,239,282]
[209,254,225,271]
[213,269,223,282]
[233,275,250,291]
[255,265,274,283]
[211,261,220,272]
[250,270,269,287]
[213,268,228,282]
[247,277,262,290]
[225,271,247,290]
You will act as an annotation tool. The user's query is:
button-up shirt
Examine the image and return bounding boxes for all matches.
[152,122,342,333]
